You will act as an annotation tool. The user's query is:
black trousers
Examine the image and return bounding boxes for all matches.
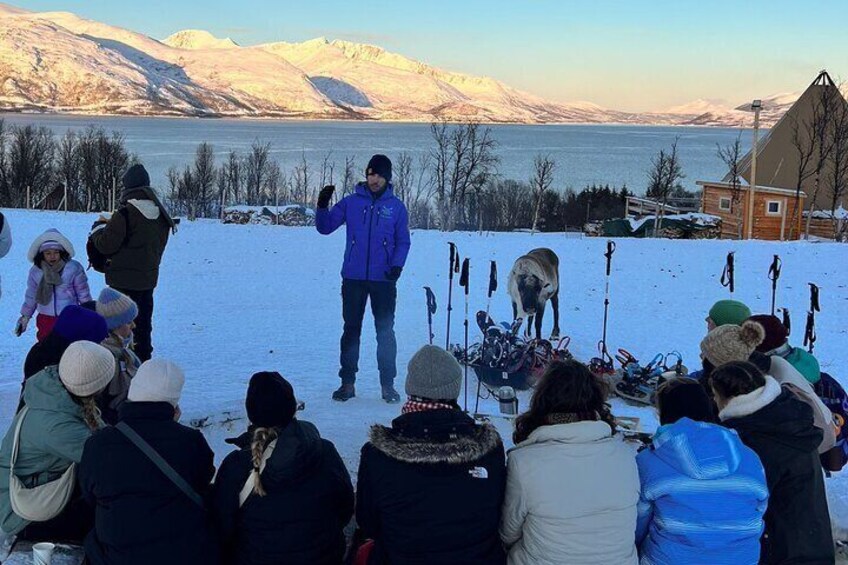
[339,279,397,386]
[114,287,154,362]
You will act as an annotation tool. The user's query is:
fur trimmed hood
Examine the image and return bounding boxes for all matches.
[27,228,74,263]
[719,375,782,421]
[368,410,502,465]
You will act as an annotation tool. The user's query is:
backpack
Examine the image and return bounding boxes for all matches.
[814,372,848,472]
[86,207,129,273]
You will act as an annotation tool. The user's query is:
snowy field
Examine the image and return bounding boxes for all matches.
[2,208,848,540]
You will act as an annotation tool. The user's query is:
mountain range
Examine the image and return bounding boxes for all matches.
[0,3,801,126]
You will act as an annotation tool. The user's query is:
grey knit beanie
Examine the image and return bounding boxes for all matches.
[58,341,116,397]
[405,345,462,401]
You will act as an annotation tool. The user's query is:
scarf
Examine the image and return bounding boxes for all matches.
[401,396,456,414]
[36,260,65,306]
[545,411,600,425]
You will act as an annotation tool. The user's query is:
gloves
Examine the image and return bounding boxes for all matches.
[386,266,402,281]
[317,185,335,209]
[14,316,29,337]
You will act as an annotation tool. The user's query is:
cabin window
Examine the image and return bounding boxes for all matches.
[766,200,782,215]
[719,197,732,211]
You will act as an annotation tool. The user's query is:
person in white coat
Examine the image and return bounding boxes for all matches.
[0,212,11,300]
[500,360,639,565]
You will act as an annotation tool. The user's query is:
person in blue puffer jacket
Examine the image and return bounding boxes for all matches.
[636,378,768,565]
[316,155,411,403]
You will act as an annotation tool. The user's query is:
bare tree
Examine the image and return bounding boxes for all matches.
[341,156,356,197]
[828,92,848,241]
[788,114,818,239]
[244,141,271,205]
[717,134,744,239]
[9,125,54,208]
[393,152,414,205]
[646,138,685,237]
[319,152,335,189]
[804,80,838,238]
[193,142,216,218]
[0,119,9,206]
[530,154,555,234]
[429,121,498,231]
[291,151,311,206]
[56,131,82,211]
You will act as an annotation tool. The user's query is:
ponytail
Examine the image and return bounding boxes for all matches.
[250,427,279,497]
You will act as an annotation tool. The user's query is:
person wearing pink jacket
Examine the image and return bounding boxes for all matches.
[15,229,92,342]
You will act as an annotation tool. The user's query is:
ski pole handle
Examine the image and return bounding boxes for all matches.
[809,283,820,313]
[488,261,497,298]
[460,258,470,295]
[448,243,457,278]
[721,252,735,294]
[605,240,616,277]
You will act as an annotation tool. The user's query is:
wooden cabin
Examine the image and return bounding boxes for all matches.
[698,181,806,240]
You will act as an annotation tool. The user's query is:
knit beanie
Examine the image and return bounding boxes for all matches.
[748,314,789,353]
[708,300,752,327]
[657,378,715,425]
[96,287,139,331]
[58,341,116,397]
[128,358,185,407]
[246,371,297,428]
[366,154,392,183]
[405,345,462,401]
[700,320,765,368]
[39,241,64,253]
[122,164,150,191]
[52,306,109,344]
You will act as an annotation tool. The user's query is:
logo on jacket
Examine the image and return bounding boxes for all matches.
[378,206,394,220]
[469,466,488,479]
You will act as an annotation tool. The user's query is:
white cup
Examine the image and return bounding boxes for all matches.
[32,542,55,565]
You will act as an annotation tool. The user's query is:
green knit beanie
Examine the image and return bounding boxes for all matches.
[708,300,752,327]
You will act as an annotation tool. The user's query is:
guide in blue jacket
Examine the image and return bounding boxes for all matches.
[316,154,411,403]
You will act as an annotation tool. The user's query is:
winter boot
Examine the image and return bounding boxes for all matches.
[332,383,356,402]
[381,385,401,404]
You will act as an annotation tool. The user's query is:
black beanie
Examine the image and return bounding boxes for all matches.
[366,154,392,183]
[122,164,150,191]
[657,378,716,425]
[246,372,297,429]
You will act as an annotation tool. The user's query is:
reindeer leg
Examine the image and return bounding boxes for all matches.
[551,291,560,339]
[535,304,545,340]
[512,301,518,323]
[525,314,534,338]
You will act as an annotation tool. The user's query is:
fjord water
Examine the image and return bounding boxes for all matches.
[0,114,753,193]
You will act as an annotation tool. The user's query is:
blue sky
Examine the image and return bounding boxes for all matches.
[13,0,847,111]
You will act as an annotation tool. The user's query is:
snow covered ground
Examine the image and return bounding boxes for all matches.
[2,208,848,539]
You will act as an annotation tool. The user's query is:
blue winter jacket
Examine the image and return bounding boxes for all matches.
[316,183,411,282]
[636,418,768,565]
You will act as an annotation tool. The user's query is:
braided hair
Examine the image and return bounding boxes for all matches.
[249,426,279,497]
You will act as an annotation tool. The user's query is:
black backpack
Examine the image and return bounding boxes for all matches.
[87,207,129,273]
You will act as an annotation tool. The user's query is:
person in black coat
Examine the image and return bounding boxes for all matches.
[212,372,354,565]
[355,345,506,565]
[78,358,218,565]
[712,361,834,565]
[20,305,108,410]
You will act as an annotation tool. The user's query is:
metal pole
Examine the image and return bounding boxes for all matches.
[64,183,68,212]
[26,185,31,209]
[747,103,761,239]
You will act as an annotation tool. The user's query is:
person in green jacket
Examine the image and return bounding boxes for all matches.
[0,341,115,544]
[749,314,821,384]
[90,164,175,362]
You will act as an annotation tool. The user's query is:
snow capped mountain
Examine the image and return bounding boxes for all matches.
[163,29,239,50]
[0,3,809,125]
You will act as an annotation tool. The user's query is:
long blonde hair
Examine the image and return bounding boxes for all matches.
[72,394,103,431]
[250,426,279,497]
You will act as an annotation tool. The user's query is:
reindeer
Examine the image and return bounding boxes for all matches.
[508,248,560,340]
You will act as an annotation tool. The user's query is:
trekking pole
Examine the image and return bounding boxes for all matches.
[486,261,498,317]
[804,283,820,354]
[424,287,437,345]
[768,254,781,316]
[720,251,735,298]
[459,258,470,412]
[445,243,459,349]
[781,308,791,335]
[599,240,616,367]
